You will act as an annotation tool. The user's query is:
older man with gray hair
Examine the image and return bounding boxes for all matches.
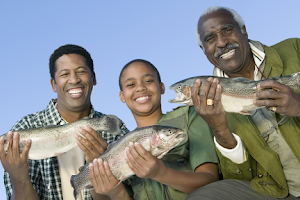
[187,6,300,200]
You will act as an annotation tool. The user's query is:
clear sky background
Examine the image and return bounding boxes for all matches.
[0,0,299,197]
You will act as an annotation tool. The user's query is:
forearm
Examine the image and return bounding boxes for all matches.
[10,175,39,200]
[212,127,237,149]
[153,164,218,194]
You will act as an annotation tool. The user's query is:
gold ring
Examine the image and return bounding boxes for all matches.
[269,106,277,112]
[206,99,214,106]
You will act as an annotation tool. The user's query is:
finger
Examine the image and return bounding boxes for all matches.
[191,79,201,106]
[21,139,32,160]
[254,99,278,107]
[79,127,107,152]
[214,84,222,106]
[125,145,140,173]
[134,142,152,161]
[200,77,213,106]
[6,131,13,157]
[98,159,109,183]
[207,78,218,100]
[89,162,98,188]
[75,134,92,155]
[257,80,285,91]
[12,132,20,158]
[93,158,104,185]
[103,161,116,182]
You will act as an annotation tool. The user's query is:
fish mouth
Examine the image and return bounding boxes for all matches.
[168,89,193,105]
[175,132,186,139]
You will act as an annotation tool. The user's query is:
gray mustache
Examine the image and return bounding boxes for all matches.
[214,43,240,57]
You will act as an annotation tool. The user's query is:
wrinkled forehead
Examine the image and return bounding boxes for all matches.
[198,9,237,38]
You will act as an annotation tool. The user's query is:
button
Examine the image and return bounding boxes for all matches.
[248,168,251,171]
[258,174,263,178]
[236,169,241,173]
[48,185,50,189]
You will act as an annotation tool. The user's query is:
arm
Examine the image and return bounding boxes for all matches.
[191,77,237,149]
[126,142,219,194]
[0,132,39,200]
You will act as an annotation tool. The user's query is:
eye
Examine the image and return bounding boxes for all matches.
[205,35,216,43]
[145,79,154,84]
[178,86,181,89]
[60,73,69,77]
[223,27,233,35]
[126,83,135,87]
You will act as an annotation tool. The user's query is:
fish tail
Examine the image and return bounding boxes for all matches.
[70,175,80,200]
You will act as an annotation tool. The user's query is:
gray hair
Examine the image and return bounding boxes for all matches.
[196,6,245,48]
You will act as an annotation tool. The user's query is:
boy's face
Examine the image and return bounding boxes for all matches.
[119,62,165,118]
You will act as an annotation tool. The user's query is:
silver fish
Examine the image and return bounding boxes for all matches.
[169,72,300,115]
[70,125,186,199]
[1,115,123,160]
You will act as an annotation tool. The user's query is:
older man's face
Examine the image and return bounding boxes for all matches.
[198,9,252,77]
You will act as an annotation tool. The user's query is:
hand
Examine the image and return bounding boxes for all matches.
[89,158,121,196]
[125,142,165,180]
[191,77,228,132]
[0,131,31,181]
[254,80,300,117]
[75,126,108,163]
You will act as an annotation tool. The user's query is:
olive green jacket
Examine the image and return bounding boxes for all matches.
[217,38,300,198]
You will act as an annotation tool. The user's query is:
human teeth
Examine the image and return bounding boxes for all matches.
[136,96,149,102]
[220,49,235,59]
[69,88,82,94]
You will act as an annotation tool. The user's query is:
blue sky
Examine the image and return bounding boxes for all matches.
[0,0,299,197]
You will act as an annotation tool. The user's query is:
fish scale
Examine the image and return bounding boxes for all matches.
[1,115,123,160]
[70,125,186,200]
[169,72,300,114]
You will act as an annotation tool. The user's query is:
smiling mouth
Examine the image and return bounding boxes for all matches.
[68,88,83,97]
[135,96,150,102]
[220,49,236,59]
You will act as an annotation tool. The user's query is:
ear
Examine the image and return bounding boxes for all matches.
[119,91,126,103]
[242,25,248,39]
[51,78,57,92]
[160,82,165,95]
[92,72,97,85]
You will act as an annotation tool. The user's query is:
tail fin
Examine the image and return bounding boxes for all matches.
[70,175,80,200]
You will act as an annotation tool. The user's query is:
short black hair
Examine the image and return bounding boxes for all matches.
[119,59,161,91]
[49,44,94,80]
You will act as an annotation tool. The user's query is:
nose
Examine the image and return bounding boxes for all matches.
[136,82,146,92]
[69,71,80,84]
[215,34,228,48]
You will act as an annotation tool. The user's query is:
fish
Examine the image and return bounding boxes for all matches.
[70,125,186,199]
[1,115,123,160]
[169,72,300,115]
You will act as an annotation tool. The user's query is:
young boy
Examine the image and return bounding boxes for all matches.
[88,59,219,200]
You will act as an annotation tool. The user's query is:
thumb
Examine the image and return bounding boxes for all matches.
[21,139,31,160]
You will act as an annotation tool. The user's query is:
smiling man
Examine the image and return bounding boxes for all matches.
[1,44,129,200]
[186,6,300,200]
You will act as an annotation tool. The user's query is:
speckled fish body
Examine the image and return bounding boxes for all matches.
[1,115,123,160]
[169,72,300,114]
[70,125,186,200]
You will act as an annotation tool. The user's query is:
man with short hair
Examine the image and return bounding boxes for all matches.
[187,6,300,200]
[0,44,129,200]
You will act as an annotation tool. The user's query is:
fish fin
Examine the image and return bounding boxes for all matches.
[238,111,252,115]
[82,116,90,119]
[70,175,80,200]
[78,165,85,172]
[113,179,124,189]
[157,149,171,159]
[85,184,94,190]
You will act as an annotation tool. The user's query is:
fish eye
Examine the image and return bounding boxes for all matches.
[168,130,172,134]
[178,86,181,89]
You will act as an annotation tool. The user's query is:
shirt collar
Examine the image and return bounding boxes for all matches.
[49,99,95,125]
[213,40,265,80]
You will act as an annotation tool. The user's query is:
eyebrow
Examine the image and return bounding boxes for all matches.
[124,73,154,83]
[203,24,235,41]
[58,66,86,74]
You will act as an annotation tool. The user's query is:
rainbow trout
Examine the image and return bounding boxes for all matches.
[70,125,186,199]
[1,115,123,160]
[169,72,300,115]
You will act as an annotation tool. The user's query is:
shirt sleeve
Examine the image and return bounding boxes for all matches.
[214,133,247,164]
[188,107,219,170]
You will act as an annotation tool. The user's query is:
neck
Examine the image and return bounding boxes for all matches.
[133,109,162,128]
[227,57,256,80]
[56,106,91,123]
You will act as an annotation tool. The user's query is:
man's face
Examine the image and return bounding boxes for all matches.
[198,9,252,76]
[51,53,96,114]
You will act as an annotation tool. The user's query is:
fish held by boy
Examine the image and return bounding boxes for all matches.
[70,125,186,200]
[169,72,300,115]
[1,115,123,160]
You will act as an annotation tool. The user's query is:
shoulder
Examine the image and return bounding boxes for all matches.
[11,109,48,131]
